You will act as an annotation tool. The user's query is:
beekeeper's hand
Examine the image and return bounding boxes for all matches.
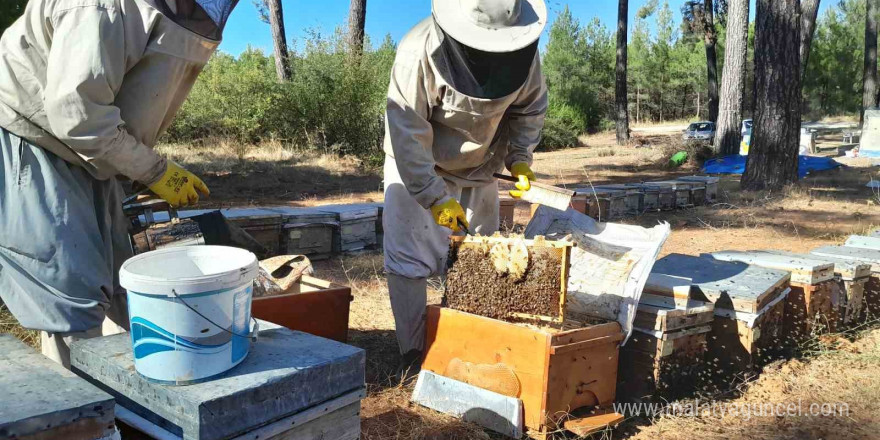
[508,162,537,199]
[148,162,210,208]
[430,197,469,232]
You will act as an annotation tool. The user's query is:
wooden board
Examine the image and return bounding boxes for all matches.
[633,294,715,332]
[677,176,719,202]
[643,274,694,300]
[838,278,867,327]
[709,250,835,285]
[499,197,516,230]
[812,246,880,273]
[252,276,352,342]
[762,250,872,281]
[423,306,623,434]
[575,188,628,220]
[652,254,791,313]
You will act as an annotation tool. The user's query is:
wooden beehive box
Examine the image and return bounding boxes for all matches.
[251,276,353,343]
[677,175,720,203]
[423,306,624,439]
[575,188,627,221]
[634,183,675,211]
[619,324,712,400]
[709,251,837,338]
[131,218,205,254]
[593,184,643,216]
[650,181,695,208]
[277,207,339,260]
[445,235,572,323]
[221,208,285,255]
[652,254,791,373]
[317,204,379,253]
[777,251,871,326]
[812,245,880,320]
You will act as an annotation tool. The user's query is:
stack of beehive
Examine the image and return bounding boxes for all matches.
[618,274,714,400]
[651,254,791,382]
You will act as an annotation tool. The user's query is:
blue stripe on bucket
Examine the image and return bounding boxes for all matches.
[130,317,230,360]
[127,286,248,299]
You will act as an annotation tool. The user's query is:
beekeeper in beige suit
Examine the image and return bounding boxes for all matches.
[383,0,548,376]
[0,0,237,368]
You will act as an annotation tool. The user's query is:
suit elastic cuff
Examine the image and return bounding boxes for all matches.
[413,177,449,209]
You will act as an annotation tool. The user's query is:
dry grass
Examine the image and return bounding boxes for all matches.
[1,304,38,348]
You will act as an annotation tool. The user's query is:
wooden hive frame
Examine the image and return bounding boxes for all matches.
[619,324,712,400]
[448,235,573,323]
[812,245,880,321]
[423,306,625,439]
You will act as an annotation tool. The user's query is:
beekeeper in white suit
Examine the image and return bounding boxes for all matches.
[0,0,237,367]
[383,0,548,376]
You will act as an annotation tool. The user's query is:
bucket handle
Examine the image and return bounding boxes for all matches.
[172,289,260,342]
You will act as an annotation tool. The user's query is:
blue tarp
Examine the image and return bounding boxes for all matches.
[702,155,841,178]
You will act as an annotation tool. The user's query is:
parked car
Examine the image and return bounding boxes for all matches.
[683,121,716,141]
[741,119,753,137]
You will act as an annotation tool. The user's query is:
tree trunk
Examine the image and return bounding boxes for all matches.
[615,0,630,145]
[742,0,801,191]
[348,0,367,56]
[713,0,750,155]
[267,0,291,81]
[863,0,879,125]
[799,0,820,80]
[702,0,720,122]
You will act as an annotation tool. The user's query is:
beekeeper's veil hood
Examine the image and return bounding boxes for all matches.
[431,0,547,99]
[149,0,239,40]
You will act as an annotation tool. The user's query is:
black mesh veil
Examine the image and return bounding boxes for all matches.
[151,0,239,40]
[431,20,539,100]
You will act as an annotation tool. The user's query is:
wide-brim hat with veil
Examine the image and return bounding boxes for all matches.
[432,0,548,53]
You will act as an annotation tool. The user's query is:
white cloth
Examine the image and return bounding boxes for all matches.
[383,156,499,279]
[383,17,548,210]
[0,0,218,185]
[41,312,128,369]
[0,130,133,334]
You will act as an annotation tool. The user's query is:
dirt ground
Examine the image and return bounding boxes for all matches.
[3,131,879,439]
[288,132,880,440]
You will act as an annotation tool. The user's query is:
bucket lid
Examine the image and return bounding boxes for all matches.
[120,246,259,296]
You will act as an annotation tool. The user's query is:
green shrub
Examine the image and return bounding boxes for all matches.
[167,31,395,159]
[540,100,586,150]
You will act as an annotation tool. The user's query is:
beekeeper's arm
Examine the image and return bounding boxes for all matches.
[505,54,548,196]
[386,52,445,207]
[44,6,168,185]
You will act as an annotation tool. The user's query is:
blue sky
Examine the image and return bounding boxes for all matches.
[219,0,833,56]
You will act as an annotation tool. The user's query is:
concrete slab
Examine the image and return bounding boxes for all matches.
[812,246,880,273]
[70,321,365,440]
[652,254,791,313]
[0,335,116,440]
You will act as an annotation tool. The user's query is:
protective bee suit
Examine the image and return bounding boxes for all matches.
[384,0,548,371]
[0,0,236,367]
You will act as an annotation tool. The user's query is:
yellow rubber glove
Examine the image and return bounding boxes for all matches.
[508,162,537,199]
[430,197,469,232]
[147,162,210,208]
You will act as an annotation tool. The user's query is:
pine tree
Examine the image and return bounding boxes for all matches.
[713,0,750,155]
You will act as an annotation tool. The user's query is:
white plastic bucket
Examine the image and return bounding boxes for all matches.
[120,246,259,385]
